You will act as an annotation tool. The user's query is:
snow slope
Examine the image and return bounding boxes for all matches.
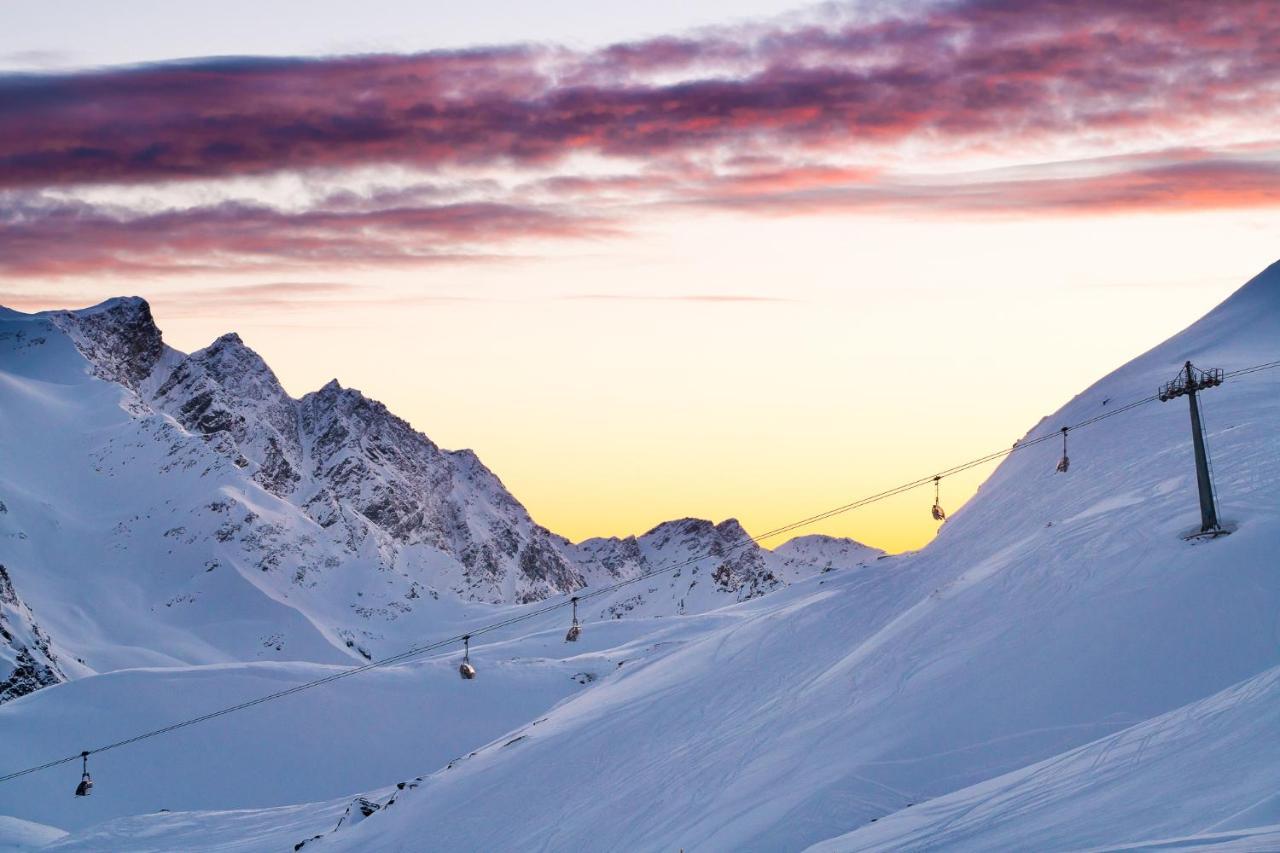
[808,664,1280,852]
[243,261,1273,853]
[0,597,792,833]
[0,816,65,852]
[5,261,1280,851]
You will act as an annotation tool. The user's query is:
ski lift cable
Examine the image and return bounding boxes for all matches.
[1223,359,1280,380]
[2,358,1279,787]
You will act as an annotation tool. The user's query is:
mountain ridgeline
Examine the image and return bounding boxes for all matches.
[49,298,583,604]
[0,298,879,700]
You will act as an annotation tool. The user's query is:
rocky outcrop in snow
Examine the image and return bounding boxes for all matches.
[48,296,164,392]
[0,564,65,704]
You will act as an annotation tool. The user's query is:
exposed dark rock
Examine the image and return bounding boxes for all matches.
[333,795,382,831]
[0,564,66,704]
[49,297,164,391]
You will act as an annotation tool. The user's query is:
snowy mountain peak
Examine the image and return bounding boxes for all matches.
[713,517,749,540]
[46,296,164,391]
[204,331,249,353]
[773,533,883,572]
[190,333,281,386]
[73,295,151,316]
[562,514,863,617]
[643,516,744,544]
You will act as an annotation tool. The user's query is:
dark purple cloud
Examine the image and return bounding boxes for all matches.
[2,0,1276,189]
[2,0,1278,280]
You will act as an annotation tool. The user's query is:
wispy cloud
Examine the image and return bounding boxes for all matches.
[0,281,492,315]
[679,150,1280,217]
[153,283,497,319]
[564,293,797,303]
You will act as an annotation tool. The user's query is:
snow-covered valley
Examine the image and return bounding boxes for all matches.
[1,261,1279,851]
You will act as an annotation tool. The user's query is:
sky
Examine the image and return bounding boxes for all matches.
[2,0,1278,552]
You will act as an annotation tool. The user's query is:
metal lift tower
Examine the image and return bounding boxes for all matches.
[1158,360,1226,537]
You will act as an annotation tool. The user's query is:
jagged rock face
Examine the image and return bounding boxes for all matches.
[567,518,804,617]
[573,534,644,580]
[52,298,583,605]
[654,518,783,598]
[0,564,65,704]
[299,380,455,544]
[48,297,163,392]
[298,381,581,602]
[153,333,302,494]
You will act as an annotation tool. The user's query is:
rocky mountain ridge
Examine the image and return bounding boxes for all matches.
[52,297,584,606]
[0,297,880,698]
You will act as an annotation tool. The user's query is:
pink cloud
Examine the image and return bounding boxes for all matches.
[685,154,1280,217]
[1,1,1275,189]
[2,148,1276,279]
[2,1,1278,280]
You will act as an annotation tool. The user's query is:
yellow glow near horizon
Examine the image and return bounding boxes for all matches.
[15,207,1278,553]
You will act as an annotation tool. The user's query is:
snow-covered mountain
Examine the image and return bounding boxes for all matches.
[773,533,882,574]
[0,298,870,692]
[49,297,585,605]
[2,261,1276,852]
[565,519,879,619]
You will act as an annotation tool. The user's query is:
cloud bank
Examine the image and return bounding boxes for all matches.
[3,0,1277,278]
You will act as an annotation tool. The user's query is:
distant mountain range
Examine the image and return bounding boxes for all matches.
[0,298,879,700]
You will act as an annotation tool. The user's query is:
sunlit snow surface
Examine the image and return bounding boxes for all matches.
[2,263,1279,851]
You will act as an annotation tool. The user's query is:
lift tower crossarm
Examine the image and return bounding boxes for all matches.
[1158,360,1224,535]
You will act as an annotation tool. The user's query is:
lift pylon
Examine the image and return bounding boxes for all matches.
[1158,361,1226,537]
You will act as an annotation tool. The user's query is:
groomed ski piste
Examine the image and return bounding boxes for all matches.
[1,261,1278,851]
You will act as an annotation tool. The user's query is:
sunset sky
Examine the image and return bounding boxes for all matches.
[3,1,1278,552]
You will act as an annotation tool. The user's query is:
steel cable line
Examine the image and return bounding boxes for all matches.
[1225,359,1280,379]
[3,358,1279,786]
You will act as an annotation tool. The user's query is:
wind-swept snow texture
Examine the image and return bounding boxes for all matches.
[39,258,1267,853]
[807,665,1280,852]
